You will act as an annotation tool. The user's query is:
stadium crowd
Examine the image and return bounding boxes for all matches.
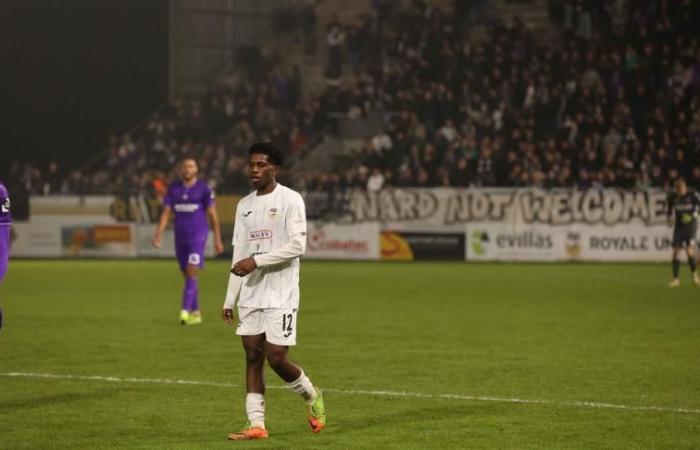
[8,62,326,197]
[313,0,700,190]
[12,0,700,196]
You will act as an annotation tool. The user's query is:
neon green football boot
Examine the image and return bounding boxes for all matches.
[186,311,202,325]
[179,310,189,325]
[307,389,326,433]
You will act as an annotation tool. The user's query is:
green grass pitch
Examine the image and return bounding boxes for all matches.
[1,259,699,449]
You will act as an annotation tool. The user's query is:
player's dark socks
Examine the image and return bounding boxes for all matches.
[689,256,697,273]
[672,259,680,278]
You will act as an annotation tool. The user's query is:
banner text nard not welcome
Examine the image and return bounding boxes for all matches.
[347,188,668,226]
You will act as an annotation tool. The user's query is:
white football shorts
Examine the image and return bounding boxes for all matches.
[236,307,298,346]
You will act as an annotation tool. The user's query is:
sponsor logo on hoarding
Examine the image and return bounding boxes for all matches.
[93,225,131,242]
[307,229,369,253]
[588,235,672,251]
[467,226,555,260]
[395,232,465,260]
[565,232,581,257]
[380,232,413,261]
[471,230,489,256]
[494,231,552,249]
[61,224,135,257]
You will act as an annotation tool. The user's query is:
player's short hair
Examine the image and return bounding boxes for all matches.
[675,178,686,189]
[180,155,198,165]
[249,142,284,166]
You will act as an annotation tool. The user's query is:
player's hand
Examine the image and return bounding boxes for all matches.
[214,238,224,255]
[231,257,257,277]
[151,234,161,248]
[222,308,237,326]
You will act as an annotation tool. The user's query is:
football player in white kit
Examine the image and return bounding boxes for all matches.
[222,142,326,440]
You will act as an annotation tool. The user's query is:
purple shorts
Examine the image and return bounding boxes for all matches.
[175,239,206,271]
[0,226,9,282]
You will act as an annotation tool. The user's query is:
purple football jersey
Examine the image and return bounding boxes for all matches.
[0,182,11,225]
[163,179,214,242]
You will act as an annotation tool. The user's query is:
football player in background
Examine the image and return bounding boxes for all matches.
[0,181,11,330]
[152,157,224,324]
[667,179,700,287]
[222,142,326,440]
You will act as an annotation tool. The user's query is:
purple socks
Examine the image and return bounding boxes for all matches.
[182,277,199,311]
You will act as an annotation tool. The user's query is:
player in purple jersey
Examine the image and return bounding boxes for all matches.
[152,158,224,324]
[0,181,11,331]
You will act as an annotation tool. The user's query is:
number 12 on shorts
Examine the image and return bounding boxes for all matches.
[282,313,294,338]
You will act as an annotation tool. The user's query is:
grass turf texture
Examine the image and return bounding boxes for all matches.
[1,260,699,449]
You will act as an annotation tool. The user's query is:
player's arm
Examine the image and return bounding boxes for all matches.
[222,244,246,324]
[666,193,674,226]
[232,194,307,275]
[204,188,224,254]
[0,185,9,214]
[206,206,224,254]
[223,202,247,324]
[152,205,172,248]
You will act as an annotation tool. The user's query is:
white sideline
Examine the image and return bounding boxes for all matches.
[2,371,699,415]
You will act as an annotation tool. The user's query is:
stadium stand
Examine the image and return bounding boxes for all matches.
[16,0,700,196]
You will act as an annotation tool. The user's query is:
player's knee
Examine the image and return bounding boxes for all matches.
[244,346,264,366]
[265,349,286,370]
[184,265,198,278]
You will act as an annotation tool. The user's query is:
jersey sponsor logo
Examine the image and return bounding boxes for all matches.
[249,229,273,240]
[173,203,200,213]
[675,204,695,211]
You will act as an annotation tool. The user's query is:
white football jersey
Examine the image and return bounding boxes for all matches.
[232,183,307,308]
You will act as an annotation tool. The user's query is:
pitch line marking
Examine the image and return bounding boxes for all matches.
[1,371,699,415]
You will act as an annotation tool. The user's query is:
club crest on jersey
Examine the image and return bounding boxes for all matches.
[269,207,279,219]
[250,229,273,240]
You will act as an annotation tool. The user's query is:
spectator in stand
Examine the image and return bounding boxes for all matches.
[366,168,385,192]
[325,19,345,79]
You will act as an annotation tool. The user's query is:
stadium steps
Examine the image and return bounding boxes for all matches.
[490,0,551,33]
[289,134,346,172]
[299,0,376,97]
[302,0,457,97]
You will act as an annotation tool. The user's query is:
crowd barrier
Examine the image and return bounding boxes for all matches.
[9,189,678,262]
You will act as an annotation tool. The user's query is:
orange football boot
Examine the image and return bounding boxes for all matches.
[228,426,268,440]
